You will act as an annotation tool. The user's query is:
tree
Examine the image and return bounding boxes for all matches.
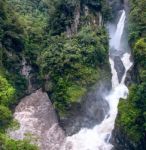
[134,38,146,67]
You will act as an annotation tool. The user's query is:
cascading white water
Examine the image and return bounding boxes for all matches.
[111,10,126,50]
[62,10,133,150]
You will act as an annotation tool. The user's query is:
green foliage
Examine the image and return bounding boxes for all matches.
[52,77,70,115]
[81,0,101,8]
[67,85,86,102]
[101,0,112,21]
[47,0,78,35]
[0,0,28,99]
[8,119,20,131]
[0,76,15,130]
[0,76,15,106]
[38,26,108,114]
[6,0,47,58]
[47,0,112,35]
[0,0,6,19]
[0,134,38,150]
[0,105,12,129]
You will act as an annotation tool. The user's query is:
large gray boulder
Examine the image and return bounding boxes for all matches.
[9,89,65,150]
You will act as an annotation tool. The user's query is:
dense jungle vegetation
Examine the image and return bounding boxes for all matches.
[0,0,111,149]
[117,0,146,149]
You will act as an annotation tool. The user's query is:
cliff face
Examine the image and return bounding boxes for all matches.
[9,89,65,150]
[66,2,103,37]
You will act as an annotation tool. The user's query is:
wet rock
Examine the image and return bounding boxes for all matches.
[124,0,130,13]
[61,80,111,136]
[9,89,65,150]
[110,125,146,150]
[111,126,139,150]
[114,56,125,83]
[125,65,134,86]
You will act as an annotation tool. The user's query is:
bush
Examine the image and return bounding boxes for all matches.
[0,105,12,129]
[38,26,108,114]
[0,76,15,106]
[118,83,146,142]
[134,38,146,67]
[0,134,38,150]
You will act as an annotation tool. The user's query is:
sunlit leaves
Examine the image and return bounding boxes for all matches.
[0,134,38,150]
[0,76,15,106]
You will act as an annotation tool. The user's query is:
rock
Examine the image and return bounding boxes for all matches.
[9,89,65,150]
[111,126,138,150]
[110,125,146,150]
[114,56,125,83]
[66,3,80,37]
[61,80,111,136]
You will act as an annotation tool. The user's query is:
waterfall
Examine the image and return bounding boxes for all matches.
[62,10,133,150]
[111,10,126,50]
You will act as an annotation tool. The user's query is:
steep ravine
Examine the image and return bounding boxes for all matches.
[9,7,132,150]
[60,9,133,150]
[8,3,111,150]
[8,1,134,150]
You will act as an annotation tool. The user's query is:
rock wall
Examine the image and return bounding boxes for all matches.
[66,3,103,37]
[66,3,80,37]
[60,77,111,136]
